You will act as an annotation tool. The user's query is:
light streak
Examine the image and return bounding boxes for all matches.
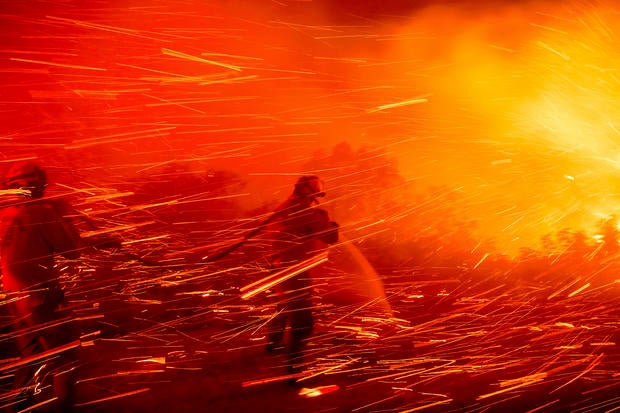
[366,97,429,113]
[399,399,454,413]
[161,48,242,71]
[66,127,177,149]
[122,235,170,245]
[0,188,31,197]
[137,357,166,364]
[568,282,590,297]
[74,388,150,407]
[298,384,340,398]
[200,52,264,61]
[547,277,583,300]
[46,15,172,42]
[241,372,306,387]
[198,75,259,85]
[477,374,546,400]
[473,253,489,269]
[537,40,571,60]
[524,399,561,413]
[10,57,107,71]
[0,157,38,163]
[16,397,58,413]
[116,62,205,80]
[80,221,155,238]
[550,353,605,393]
[239,252,328,300]
[298,357,360,383]
[0,340,81,372]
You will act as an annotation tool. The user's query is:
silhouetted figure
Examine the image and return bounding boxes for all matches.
[265,176,339,378]
[0,161,82,413]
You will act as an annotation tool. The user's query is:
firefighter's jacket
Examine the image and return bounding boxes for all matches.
[0,198,81,312]
[270,202,339,271]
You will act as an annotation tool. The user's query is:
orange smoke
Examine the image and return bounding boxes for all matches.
[356,1,620,254]
[3,0,620,256]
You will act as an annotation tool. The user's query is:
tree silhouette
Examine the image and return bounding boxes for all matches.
[599,216,619,257]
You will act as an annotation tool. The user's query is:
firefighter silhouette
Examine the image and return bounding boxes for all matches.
[0,161,82,412]
[265,176,339,377]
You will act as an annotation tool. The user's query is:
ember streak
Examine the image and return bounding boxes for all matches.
[0,1,618,412]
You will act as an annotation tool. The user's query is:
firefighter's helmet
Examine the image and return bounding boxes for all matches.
[293,175,325,200]
[3,161,47,198]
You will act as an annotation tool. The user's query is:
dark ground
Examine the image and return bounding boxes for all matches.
[5,257,611,413]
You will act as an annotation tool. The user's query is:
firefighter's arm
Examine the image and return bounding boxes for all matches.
[50,198,122,252]
[41,204,83,259]
[314,208,339,245]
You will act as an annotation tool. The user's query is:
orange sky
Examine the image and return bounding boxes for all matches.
[2,0,620,255]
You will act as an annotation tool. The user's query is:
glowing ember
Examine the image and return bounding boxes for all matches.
[0,1,619,412]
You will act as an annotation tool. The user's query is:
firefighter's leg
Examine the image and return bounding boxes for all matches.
[266,303,288,353]
[7,314,48,412]
[287,298,314,373]
[10,304,49,385]
[47,311,79,413]
[20,305,78,413]
[52,362,77,413]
